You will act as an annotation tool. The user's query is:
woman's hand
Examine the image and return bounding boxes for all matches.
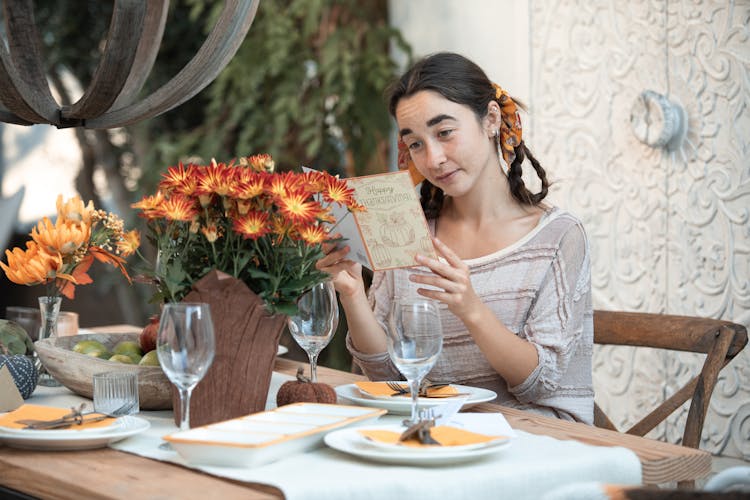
[411,237,483,322]
[316,234,364,299]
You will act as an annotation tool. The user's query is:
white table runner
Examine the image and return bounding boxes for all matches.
[25,375,642,500]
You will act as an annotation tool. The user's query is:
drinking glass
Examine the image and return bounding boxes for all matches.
[93,371,140,415]
[287,281,339,382]
[386,298,443,424]
[156,303,215,432]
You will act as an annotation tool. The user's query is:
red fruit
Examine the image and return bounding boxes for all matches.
[139,315,159,353]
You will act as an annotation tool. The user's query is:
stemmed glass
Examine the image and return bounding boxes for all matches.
[386,298,443,424]
[287,281,339,382]
[157,303,216,432]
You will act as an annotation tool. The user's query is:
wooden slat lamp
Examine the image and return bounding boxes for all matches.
[0,0,259,129]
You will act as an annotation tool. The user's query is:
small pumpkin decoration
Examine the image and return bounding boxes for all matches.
[276,367,337,406]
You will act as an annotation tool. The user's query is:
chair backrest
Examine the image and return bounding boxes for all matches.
[593,310,748,449]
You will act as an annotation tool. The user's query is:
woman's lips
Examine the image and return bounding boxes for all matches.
[435,170,458,182]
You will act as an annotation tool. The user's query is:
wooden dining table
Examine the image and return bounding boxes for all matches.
[0,329,712,500]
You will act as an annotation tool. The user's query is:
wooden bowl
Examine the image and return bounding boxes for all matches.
[35,333,173,410]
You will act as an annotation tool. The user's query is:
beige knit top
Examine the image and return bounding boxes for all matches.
[346,207,594,424]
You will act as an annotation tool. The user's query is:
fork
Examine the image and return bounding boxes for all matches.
[386,381,408,395]
[399,408,441,445]
[386,380,469,398]
[16,401,136,430]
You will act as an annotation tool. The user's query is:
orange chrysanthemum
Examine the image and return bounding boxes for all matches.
[0,241,65,285]
[233,211,270,240]
[297,224,328,245]
[117,230,140,257]
[31,217,91,256]
[130,154,368,312]
[196,159,235,198]
[270,214,293,238]
[322,176,356,206]
[276,189,322,225]
[158,195,199,222]
[299,170,327,192]
[266,171,302,198]
[231,171,268,200]
[241,153,275,173]
[131,192,165,219]
[2,193,138,300]
[56,194,95,225]
[159,162,199,196]
[201,223,220,243]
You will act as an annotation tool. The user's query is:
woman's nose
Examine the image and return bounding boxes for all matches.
[424,141,447,169]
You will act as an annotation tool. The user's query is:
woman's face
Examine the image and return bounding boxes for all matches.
[396,90,500,198]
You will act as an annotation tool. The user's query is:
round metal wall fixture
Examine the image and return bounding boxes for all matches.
[629,90,685,149]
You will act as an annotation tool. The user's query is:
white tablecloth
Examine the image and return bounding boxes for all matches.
[25,376,642,500]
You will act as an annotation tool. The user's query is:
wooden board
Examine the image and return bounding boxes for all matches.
[0,447,280,499]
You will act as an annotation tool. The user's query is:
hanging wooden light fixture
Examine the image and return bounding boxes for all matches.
[0,0,259,129]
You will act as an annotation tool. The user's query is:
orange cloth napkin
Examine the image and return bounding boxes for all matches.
[355,381,459,398]
[0,404,116,430]
[359,426,505,448]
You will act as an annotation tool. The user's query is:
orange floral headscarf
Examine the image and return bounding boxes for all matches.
[397,83,523,185]
[492,83,523,166]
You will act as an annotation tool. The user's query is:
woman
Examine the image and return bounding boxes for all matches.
[318,52,594,423]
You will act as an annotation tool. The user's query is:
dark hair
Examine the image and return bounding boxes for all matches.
[387,52,549,217]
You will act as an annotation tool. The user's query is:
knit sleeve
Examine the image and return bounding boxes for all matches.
[509,220,593,404]
[345,270,403,381]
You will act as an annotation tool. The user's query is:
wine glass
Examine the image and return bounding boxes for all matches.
[157,303,216,432]
[287,281,339,382]
[386,297,443,424]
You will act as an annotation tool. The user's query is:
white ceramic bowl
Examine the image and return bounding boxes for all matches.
[34,333,172,410]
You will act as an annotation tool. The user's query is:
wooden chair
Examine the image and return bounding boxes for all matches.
[593,310,748,450]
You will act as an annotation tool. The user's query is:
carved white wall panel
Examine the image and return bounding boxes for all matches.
[530,0,750,458]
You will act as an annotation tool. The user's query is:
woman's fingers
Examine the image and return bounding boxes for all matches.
[414,252,466,282]
[432,237,464,268]
[321,233,344,254]
[411,237,477,313]
[316,244,351,270]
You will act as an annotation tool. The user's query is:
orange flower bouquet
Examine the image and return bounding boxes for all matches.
[1,194,139,300]
[133,154,362,315]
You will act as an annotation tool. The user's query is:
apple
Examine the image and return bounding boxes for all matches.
[139,315,159,353]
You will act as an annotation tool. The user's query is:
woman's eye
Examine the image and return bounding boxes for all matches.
[408,141,421,151]
[438,129,453,138]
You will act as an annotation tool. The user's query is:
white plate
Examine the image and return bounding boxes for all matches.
[0,418,123,436]
[324,426,511,466]
[335,384,496,415]
[355,424,511,454]
[164,403,386,468]
[357,382,469,401]
[0,416,150,451]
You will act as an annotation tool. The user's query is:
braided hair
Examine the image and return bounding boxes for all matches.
[387,52,549,218]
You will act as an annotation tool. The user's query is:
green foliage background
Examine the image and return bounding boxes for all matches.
[138,0,410,187]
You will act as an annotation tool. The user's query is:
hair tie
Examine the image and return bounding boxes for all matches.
[397,139,425,186]
[491,83,523,166]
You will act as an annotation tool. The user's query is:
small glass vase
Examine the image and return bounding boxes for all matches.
[37,295,62,387]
